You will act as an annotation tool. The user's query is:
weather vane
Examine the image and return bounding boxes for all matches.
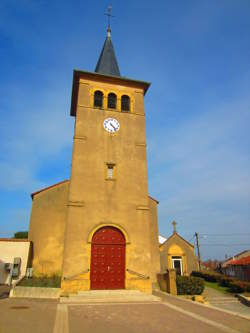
[105,5,114,30]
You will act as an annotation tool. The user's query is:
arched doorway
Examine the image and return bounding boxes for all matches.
[90,226,125,290]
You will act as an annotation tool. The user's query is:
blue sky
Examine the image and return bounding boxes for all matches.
[0,0,249,260]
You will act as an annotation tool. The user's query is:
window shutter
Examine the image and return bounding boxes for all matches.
[107,165,113,179]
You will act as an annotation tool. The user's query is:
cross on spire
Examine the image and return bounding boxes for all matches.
[105,5,115,35]
[172,220,177,233]
[95,5,120,76]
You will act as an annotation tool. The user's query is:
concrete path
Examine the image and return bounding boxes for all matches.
[203,286,250,318]
[0,293,250,333]
[154,290,250,332]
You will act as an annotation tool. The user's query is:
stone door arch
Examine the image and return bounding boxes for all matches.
[90,226,125,289]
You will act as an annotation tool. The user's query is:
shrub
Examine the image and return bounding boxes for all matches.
[191,271,221,283]
[218,277,233,288]
[191,271,250,293]
[228,281,250,293]
[176,276,205,295]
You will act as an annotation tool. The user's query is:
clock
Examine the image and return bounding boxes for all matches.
[103,118,120,133]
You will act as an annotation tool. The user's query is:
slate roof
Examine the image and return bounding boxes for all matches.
[95,29,120,76]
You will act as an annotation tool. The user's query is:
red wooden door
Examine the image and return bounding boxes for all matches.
[90,227,125,290]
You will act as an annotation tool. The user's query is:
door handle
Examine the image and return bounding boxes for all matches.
[107,266,110,272]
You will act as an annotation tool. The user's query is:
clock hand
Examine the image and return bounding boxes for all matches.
[110,123,116,130]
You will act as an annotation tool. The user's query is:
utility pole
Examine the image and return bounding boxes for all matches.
[195,232,201,271]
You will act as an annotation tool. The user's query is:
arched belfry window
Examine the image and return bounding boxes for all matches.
[108,93,117,109]
[94,90,103,108]
[121,95,130,112]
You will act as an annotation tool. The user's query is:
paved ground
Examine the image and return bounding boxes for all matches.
[0,297,58,333]
[0,294,250,333]
[154,291,250,332]
[203,286,250,318]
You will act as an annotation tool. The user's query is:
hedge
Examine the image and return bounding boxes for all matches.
[176,276,204,295]
[191,270,222,283]
[191,271,250,293]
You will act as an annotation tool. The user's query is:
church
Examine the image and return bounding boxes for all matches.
[28,26,161,294]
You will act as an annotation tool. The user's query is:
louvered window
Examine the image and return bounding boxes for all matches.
[107,164,115,179]
[108,93,117,109]
[94,90,103,108]
[121,95,130,112]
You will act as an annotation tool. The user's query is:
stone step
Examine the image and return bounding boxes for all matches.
[210,300,239,304]
[76,290,142,296]
[208,297,237,301]
[60,296,160,304]
[208,297,239,304]
[60,290,161,303]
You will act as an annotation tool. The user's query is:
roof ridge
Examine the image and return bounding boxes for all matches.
[160,232,194,248]
[31,179,69,199]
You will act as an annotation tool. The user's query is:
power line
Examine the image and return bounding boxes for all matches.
[199,233,250,236]
[200,243,250,246]
[195,232,201,270]
[188,235,195,242]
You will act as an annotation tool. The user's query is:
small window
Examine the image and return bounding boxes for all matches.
[94,90,103,108]
[108,93,117,109]
[107,164,115,179]
[121,95,130,112]
[172,256,183,276]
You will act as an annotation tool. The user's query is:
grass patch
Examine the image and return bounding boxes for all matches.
[19,275,61,288]
[204,281,231,294]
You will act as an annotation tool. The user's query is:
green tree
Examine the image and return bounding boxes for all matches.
[14,231,28,239]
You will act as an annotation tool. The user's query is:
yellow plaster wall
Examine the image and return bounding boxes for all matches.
[62,74,156,293]
[160,233,198,275]
[28,181,69,276]
[148,197,161,285]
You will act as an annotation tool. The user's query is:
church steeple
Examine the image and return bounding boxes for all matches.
[95,27,121,77]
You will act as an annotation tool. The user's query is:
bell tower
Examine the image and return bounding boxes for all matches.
[61,27,160,293]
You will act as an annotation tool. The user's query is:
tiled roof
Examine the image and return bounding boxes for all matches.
[227,255,250,266]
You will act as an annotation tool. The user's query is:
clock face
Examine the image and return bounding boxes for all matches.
[103,118,120,133]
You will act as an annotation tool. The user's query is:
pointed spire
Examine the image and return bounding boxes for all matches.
[95,28,121,77]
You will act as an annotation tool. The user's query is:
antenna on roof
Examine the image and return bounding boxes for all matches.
[104,5,115,36]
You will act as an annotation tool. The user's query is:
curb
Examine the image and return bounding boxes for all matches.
[10,286,61,299]
[236,294,250,307]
